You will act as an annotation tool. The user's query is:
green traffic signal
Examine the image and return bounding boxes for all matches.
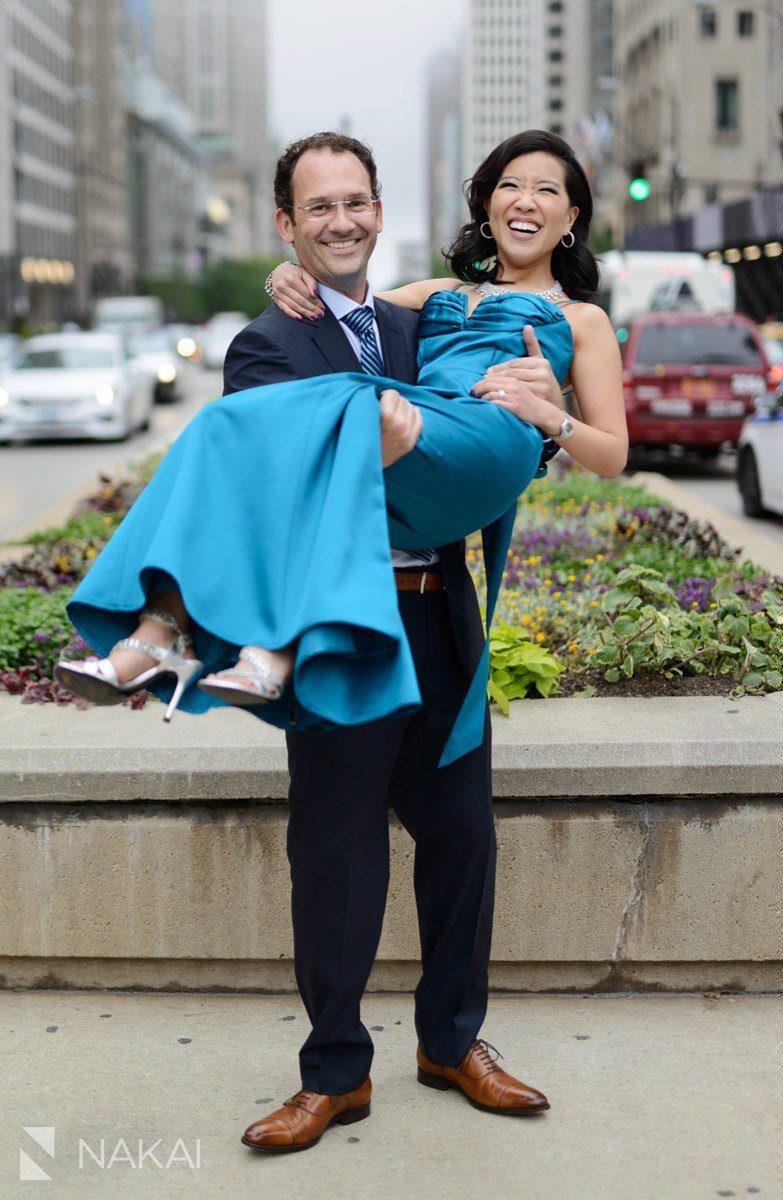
[629,176,651,202]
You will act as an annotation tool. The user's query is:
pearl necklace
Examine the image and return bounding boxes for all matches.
[476,280,565,303]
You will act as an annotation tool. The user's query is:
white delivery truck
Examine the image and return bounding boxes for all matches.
[597,251,735,326]
[93,295,164,337]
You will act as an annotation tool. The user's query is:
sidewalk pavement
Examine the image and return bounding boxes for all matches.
[2,990,780,1200]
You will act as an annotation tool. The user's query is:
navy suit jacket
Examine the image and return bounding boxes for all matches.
[222,299,486,680]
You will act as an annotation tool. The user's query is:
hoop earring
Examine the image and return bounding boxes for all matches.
[561,230,575,248]
[480,221,494,240]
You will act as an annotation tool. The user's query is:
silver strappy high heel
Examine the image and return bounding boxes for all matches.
[54,608,203,722]
[197,646,284,707]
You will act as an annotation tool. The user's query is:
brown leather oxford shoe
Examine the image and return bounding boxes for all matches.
[241,1077,372,1154]
[417,1039,550,1116]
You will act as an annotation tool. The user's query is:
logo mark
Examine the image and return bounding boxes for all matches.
[20,1127,55,1182]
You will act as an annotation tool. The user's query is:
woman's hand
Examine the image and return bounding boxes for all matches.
[481,325,564,408]
[472,373,563,436]
[268,262,324,320]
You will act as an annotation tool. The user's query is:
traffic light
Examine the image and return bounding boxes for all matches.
[628,160,651,202]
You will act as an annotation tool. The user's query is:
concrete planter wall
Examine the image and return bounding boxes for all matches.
[1,693,782,993]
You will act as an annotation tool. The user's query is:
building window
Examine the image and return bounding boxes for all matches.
[548,75,564,87]
[549,98,564,112]
[715,79,739,132]
[548,0,563,9]
[551,123,563,135]
[548,25,563,37]
[548,49,563,62]
[737,11,754,36]
[699,8,717,36]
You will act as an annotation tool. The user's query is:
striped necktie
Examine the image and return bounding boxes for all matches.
[342,306,385,375]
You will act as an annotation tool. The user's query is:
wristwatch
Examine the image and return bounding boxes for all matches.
[553,413,574,441]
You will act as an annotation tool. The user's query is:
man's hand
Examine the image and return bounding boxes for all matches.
[380,389,423,467]
[473,325,564,408]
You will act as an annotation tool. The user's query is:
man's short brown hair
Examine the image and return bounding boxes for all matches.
[274,132,381,216]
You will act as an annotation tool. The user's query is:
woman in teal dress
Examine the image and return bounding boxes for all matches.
[56,130,627,768]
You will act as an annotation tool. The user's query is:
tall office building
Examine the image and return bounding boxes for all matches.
[462,0,593,185]
[0,0,77,324]
[73,0,131,315]
[615,0,783,240]
[149,0,273,258]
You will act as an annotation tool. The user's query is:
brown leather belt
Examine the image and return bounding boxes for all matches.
[394,569,446,593]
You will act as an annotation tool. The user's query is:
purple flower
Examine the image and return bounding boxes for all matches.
[674,577,716,611]
[33,631,51,644]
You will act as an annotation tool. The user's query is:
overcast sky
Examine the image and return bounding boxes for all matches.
[268,0,466,285]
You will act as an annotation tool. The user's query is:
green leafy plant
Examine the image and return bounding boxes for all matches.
[487,624,564,714]
[0,587,77,674]
[577,567,783,692]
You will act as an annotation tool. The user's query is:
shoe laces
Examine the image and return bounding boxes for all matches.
[284,1089,316,1109]
[469,1038,504,1073]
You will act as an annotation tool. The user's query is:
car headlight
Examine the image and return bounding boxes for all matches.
[176,337,197,359]
[0,386,9,408]
[157,363,177,383]
[95,384,115,406]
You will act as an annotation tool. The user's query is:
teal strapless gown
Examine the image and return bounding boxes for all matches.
[67,291,574,766]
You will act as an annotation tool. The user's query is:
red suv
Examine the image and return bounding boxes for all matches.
[619,313,774,458]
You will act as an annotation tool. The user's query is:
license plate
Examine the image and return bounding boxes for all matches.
[682,379,716,399]
[39,409,60,422]
[650,398,692,417]
[708,399,745,418]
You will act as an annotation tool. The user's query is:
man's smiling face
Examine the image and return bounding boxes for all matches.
[275,149,383,297]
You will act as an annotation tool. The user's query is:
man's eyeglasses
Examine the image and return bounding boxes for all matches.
[296,197,380,222]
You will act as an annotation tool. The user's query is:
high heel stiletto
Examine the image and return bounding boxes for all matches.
[54,608,203,722]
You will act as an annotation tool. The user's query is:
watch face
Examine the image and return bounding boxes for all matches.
[559,415,574,438]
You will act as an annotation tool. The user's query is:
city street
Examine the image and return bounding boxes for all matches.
[4,399,783,561]
[631,450,783,552]
[0,367,223,542]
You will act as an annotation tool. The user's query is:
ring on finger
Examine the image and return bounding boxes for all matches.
[497,389,506,401]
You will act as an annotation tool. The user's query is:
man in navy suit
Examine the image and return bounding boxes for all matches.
[228,132,550,1155]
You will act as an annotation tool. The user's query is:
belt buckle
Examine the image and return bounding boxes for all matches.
[420,571,428,595]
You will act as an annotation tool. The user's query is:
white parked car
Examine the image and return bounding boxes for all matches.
[0,332,153,443]
[199,312,249,370]
[737,386,783,517]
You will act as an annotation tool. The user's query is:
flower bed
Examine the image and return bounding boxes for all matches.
[1,457,782,709]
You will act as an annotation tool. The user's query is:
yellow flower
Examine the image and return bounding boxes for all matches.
[584,558,595,565]
[54,555,70,571]
[543,578,552,586]
[596,554,604,561]
[691,601,699,607]
[86,547,98,560]
[709,603,717,609]
[535,632,546,643]
[590,601,599,608]
[567,575,575,582]
[584,573,591,582]
[520,614,532,626]
[587,648,597,655]
[102,516,113,525]
[552,591,561,598]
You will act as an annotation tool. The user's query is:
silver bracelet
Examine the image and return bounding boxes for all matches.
[264,262,301,300]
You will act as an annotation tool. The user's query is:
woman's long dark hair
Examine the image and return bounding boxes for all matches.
[446,129,599,301]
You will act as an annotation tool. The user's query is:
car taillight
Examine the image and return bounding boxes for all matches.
[769,364,783,386]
